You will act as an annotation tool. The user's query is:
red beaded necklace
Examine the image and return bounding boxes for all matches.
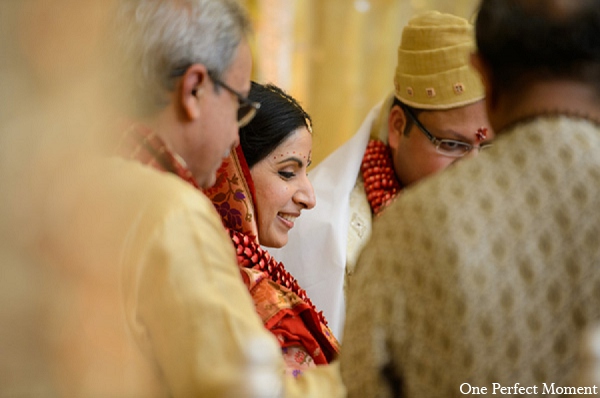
[229,229,328,326]
[361,139,402,215]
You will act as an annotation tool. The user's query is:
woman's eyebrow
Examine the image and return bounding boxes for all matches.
[276,156,305,167]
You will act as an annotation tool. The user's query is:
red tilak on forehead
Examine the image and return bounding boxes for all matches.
[476,127,488,142]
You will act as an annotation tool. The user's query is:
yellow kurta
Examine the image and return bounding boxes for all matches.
[341,116,600,397]
[43,157,344,397]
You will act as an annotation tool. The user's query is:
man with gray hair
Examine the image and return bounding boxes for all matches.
[114,0,256,188]
[37,0,344,396]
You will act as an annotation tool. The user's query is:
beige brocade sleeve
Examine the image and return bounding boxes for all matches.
[341,238,400,398]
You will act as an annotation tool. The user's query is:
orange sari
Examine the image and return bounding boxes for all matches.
[204,146,339,377]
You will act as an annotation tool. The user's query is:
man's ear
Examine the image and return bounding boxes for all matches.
[179,63,208,120]
[388,104,407,151]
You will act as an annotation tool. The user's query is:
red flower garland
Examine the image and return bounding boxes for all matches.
[361,139,402,215]
[229,229,328,326]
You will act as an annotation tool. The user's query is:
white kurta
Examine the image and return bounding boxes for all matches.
[269,94,395,339]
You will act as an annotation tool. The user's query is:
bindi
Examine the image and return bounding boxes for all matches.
[475,127,488,142]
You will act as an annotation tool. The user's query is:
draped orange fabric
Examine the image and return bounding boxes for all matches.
[204,146,339,376]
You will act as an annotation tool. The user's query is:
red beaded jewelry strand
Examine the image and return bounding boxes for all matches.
[361,139,402,215]
[229,229,328,326]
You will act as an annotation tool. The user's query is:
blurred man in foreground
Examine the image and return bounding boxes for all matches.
[1,0,345,396]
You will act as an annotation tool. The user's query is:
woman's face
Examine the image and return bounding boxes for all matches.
[250,127,315,248]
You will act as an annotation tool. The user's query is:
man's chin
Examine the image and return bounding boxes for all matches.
[195,172,216,190]
[200,176,216,190]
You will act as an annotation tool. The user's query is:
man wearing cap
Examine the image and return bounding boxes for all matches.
[341,0,600,396]
[269,10,493,339]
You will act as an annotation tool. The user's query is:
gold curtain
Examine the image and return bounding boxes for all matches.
[245,0,480,166]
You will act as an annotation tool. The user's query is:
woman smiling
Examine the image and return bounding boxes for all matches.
[204,82,338,377]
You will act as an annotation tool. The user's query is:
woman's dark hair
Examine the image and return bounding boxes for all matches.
[475,0,600,96]
[240,82,312,169]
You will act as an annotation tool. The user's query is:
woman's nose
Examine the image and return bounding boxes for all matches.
[294,175,316,209]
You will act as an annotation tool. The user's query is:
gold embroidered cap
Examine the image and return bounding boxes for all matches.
[394,11,484,110]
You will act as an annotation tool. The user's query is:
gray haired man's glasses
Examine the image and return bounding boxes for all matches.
[402,105,492,158]
[206,71,260,128]
[170,65,260,128]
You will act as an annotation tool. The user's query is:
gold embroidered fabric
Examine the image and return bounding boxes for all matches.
[341,116,600,397]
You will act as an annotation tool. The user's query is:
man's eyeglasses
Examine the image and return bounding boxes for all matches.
[402,105,492,158]
[170,65,260,128]
[207,71,260,128]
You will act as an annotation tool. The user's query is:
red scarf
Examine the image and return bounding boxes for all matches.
[204,147,339,372]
